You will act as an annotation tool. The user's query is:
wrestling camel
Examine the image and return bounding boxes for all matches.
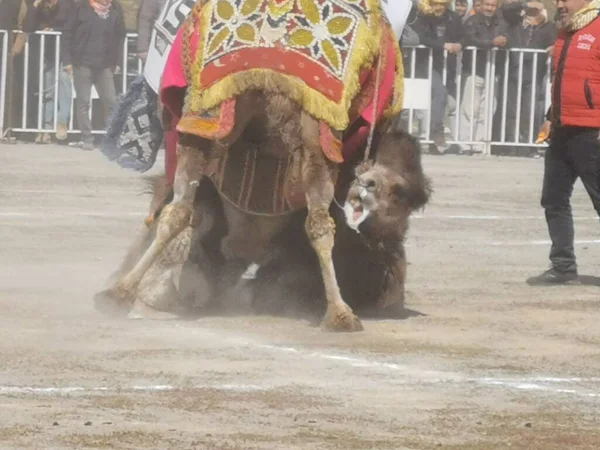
[105,0,406,332]
[96,127,432,321]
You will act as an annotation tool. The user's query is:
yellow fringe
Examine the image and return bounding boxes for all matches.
[184,0,386,131]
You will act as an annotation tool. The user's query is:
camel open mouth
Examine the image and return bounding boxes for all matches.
[353,204,364,222]
[343,200,370,233]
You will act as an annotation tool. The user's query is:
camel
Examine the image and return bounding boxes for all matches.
[96,127,432,326]
[240,128,433,318]
[100,0,411,332]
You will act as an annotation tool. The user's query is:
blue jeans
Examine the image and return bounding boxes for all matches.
[42,64,73,129]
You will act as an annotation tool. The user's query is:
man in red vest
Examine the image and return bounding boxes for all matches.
[529,0,600,285]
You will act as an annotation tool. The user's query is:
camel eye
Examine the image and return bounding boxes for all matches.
[361,178,376,190]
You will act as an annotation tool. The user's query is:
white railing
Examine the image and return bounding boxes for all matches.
[1,30,142,138]
[401,45,552,155]
[0,31,553,156]
[0,30,8,137]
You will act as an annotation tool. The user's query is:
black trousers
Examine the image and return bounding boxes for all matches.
[542,126,600,273]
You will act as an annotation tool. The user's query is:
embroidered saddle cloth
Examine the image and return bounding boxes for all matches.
[174,0,403,137]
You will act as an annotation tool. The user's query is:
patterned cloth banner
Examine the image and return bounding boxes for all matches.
[100,75,164,172]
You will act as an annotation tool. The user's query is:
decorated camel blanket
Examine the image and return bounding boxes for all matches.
[172,0,404,137]
[101,0,408,174]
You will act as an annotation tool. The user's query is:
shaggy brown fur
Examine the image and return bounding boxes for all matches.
[107,90,367,331]
[94,175,227,318]
[96,128,431,322]
[249,128,432,318]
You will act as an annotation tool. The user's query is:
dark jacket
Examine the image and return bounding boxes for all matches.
[462,12,503,77]
[135,0,167,54]
[62,0,125,68]
[413,9,464,79]
[23,0,73,64]
[508,21,557,84]
[0,0,27,30]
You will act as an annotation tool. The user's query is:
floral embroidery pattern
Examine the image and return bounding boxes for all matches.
[203,0,369,77]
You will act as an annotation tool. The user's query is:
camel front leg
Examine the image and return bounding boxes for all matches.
[114,138,207,302]
[376,246,406,314]
[300,118,363,332]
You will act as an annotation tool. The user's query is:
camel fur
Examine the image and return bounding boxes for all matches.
[97,0,411,332]
[95,128,432,322]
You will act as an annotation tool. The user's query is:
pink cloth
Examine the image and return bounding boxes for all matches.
[160,23,199,120]
[164,129,178,186]
[159,19,398,164]
[342,37,398,159]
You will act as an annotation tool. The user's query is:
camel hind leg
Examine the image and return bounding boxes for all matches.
[111,93,261,305]
[113,136,208,302]
[300,113,363,332]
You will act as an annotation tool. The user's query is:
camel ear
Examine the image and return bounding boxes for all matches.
[354,160,374,177]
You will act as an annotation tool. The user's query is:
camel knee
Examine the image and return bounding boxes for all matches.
[305,208,335,254]
[156,202,193,243]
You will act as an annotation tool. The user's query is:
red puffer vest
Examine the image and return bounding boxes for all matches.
[552,17,600,127]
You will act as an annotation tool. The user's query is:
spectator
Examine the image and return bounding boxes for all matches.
[413,0,463,151]
[393,2,421,133]
[454,0,471,20]
[528,0,600,285]
[23,0,74,143]
[0,0,29,56]
[469,0,482,16]
[489,0,523,155]
[62,0,126,150]
[458,0,505,153]
[136,0,167,62]
[1,0,32,132]
[505,2,557,154]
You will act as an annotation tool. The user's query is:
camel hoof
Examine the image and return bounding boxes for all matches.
[93,289,130,317]
[321,305,364,332]
[127,301,179,320]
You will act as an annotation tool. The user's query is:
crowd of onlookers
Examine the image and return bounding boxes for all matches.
[0,0,126,149]
[0,0,560,156]
[398,0,559,156]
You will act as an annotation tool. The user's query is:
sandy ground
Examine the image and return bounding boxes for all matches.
[0,142,599,450]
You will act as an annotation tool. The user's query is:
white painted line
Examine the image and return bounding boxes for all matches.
[0,211,597,222]
[221,336,600,400]
[413,214,599,221]
[0,383,269,396]
[1,335,598,400]
[491,239,600,246]
[0,212,146,218]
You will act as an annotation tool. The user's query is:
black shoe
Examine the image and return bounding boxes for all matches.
[527,268,581,286]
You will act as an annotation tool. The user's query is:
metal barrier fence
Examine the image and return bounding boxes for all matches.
[0,30,8,137]
[0,30,552,155]
[400,45,552,155]
[0,30,142,139]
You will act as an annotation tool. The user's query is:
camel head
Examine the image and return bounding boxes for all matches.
[343,130,432,239]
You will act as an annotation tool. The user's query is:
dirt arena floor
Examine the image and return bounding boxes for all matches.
[1,142,599,449]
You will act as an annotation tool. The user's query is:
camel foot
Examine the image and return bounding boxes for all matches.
[112,278,138,303]
[321,304,364,332]
[127,301,179,320]
[93,288,130,317]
